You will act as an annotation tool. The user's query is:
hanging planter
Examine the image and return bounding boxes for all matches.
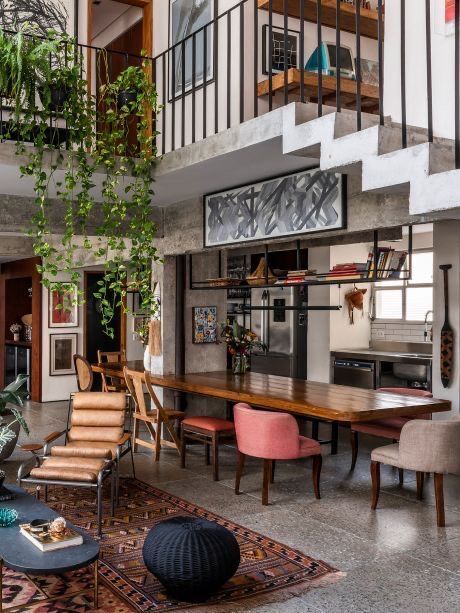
[8,29,161,337]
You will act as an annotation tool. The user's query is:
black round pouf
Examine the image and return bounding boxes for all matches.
[142,516,240,602]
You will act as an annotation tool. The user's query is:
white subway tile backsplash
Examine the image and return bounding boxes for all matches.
[371,321,426,342]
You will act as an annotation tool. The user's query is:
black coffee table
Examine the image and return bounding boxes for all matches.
[0,485,100,612]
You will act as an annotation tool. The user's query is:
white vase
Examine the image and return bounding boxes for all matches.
[13,333,19,342]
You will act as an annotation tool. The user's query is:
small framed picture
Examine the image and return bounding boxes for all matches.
[262,25,300,75]
[192,306,217,344]
[50,333,77,376]
[49,283,79,328]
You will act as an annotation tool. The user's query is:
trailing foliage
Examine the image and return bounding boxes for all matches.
[0,26,161,336]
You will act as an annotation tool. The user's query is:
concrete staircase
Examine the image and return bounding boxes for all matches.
[283,103,460,216]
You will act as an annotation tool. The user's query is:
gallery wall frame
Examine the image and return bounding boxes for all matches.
[168,0,217,101]
[49,283,79,328]
[50,332,77,376]
[203,168,347,248]
[262,25,300,75]
[192,305,218,344]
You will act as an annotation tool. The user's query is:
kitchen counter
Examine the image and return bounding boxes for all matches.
[331,348,432,365]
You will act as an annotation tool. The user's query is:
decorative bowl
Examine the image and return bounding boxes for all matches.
[0,507,18,527]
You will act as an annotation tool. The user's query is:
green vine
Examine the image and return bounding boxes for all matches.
[1,26,161,337]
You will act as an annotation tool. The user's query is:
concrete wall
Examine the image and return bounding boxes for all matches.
[432,220,459,415]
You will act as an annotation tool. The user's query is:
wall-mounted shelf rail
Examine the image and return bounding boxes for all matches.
[189,226,413,291]
[257,0,382,40]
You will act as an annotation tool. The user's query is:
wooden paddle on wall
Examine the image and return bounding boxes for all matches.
[440,264,453,389]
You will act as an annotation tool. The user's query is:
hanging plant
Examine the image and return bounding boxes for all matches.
[2,27,161,337]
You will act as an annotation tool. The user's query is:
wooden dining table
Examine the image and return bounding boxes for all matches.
[91,361,451,423]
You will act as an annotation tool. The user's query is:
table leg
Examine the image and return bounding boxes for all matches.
[94,559,99,609]
[0,558,3,613]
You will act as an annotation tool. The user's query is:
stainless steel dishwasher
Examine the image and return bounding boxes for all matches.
[333,359,376,389]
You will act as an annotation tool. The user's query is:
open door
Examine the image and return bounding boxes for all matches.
[84,272,125,366]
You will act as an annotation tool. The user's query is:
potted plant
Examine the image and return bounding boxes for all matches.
[0,374,29,462]
[220,321,266,374]
[10,323,22,342]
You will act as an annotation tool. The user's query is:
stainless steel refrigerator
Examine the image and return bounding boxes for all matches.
[249,286,308,379]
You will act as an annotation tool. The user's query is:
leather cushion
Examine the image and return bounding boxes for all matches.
[30,456,108,483]
[71,409,125,428]
[182,416,235,432]
[68,426,124,443]
[51,445,112,460]
[73,392,126,411]
[65,440,119,458]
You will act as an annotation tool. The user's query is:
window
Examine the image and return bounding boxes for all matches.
[374,251,433,322]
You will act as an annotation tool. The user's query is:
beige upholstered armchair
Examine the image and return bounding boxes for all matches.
[370,418,460,526]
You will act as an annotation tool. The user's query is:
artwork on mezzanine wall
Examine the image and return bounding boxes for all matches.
[204,168,346,248]
[0,0,76,38]
[50,332,77,376]
[169,0,216,99]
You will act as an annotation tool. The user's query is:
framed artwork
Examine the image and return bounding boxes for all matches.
[436,0,455,35]
[0,1,76,37]
[262,25,300,75]
[49,283,79,328]
[169,0,216,99]
[192,306,217,344]
[204,169,346,247]
[50,333,77,376]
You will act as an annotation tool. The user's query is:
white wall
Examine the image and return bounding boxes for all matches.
[329,242,371,350]
[433,220,459,415]
[384,0,456,139]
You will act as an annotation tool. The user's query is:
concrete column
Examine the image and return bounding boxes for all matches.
[307,247,331,383]
[432,221,459,415]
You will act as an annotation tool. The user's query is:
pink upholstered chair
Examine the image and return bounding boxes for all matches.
[350,387,433,481]
[233,403,322,506]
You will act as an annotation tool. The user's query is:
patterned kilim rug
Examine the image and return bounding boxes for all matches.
[2,479,343,611]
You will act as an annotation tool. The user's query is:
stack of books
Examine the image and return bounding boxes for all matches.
[323,263,369,281]
[20,523,83,552]
[366,249,408,279]
[275,269,317,285]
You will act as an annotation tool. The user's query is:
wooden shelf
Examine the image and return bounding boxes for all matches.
[192,276,409,291]
[257,0,382,40]
[257,68,379,112]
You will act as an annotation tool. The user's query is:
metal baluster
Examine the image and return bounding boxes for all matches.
[336,0,341,112]
[181,40,186,148]
[425,0,433,143]
[192,33,197,144]
[254,0,259,118]
[356,0,361,130]
[284,0,289,106]
[317,0,323,116]
[269,0,273,111]
[400,0,407,148]
[227,11,232,129]
[300,0,305,103]
[203,24,208,139]
[215,12,219,134]
[455,0,460,168]
[378,0,384,126]
[172,45,176,151]
[240,3,245,123]
[162,53,166,154]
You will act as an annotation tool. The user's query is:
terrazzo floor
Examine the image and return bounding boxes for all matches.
[2,400,460,613]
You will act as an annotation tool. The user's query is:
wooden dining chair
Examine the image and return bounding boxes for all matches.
[123,368,185,461]
[73,354,94,392]
[98,349,127,392]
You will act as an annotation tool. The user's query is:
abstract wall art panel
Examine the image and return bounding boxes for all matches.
[204,169,346,247]
[192,306,217,344]
[0,0,75,36]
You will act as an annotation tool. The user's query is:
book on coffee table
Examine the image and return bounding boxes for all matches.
[19,524,83,552]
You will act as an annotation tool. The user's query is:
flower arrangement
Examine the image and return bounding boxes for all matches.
[220,321,266,374]
[9,324,21,335]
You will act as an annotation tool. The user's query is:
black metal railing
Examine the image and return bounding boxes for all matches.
[2,1,460,166]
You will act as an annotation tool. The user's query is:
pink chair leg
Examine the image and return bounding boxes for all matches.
[371,461,381,510]
[262,459,271,506]
[235,451,245,495]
